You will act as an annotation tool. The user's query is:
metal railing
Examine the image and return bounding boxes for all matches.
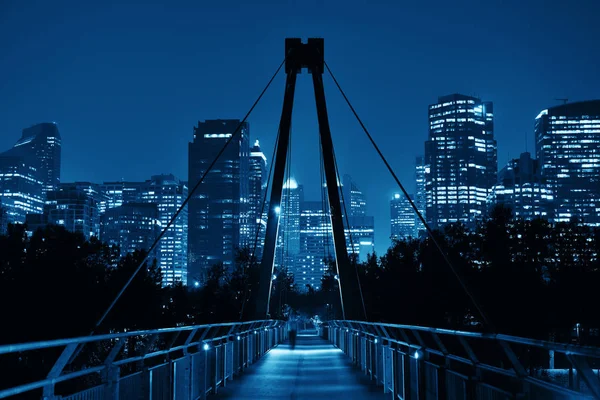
[0,320,287,399]
[322,320,600,400]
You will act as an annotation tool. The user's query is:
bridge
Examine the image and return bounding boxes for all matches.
[2,38,600,399]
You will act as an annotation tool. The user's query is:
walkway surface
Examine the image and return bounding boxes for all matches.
[213,332,387,399]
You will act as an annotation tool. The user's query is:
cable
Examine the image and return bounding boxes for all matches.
[332,146,368,321]
[324,61,494,332]
[91,58,286,334]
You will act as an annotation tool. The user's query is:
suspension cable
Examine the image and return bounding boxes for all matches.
[324,61,494,331]
[331,146,368,321]
[91,58,286,334]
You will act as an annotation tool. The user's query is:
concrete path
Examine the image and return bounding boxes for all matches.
[213,332,387,399]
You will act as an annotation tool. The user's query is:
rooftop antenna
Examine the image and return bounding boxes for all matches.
[555,98,568,104]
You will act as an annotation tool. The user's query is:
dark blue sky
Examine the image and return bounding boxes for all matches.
[1,0,599,254]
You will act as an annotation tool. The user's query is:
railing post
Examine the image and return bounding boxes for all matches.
[102,339,125,400]
[42,343,78,400]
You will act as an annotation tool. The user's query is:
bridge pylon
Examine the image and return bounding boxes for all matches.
[253,38,363,321]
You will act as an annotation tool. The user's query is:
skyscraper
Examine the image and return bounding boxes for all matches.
[16,123,62,195]
[101,203,160,260]
[188,120,249,285]
[341,175,375,262]
[415,156,426,235]
[43,182,106,239]
[276,178,303,270]
[298,201,334,291]
[425,94,497,229]
[100,175,188,286]
[246,140,267,253]
[489,152,553,220]
[535,100,600,226]
[135,174,188,286]
[342,174,366,217]
[390,193,416,240]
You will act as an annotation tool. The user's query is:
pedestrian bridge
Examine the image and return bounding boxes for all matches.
[2,320,600,399]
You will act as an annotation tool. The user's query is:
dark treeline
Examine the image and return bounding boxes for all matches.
[322,205,600,342]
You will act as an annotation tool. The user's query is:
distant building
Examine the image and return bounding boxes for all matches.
[100,175,188,286]
[298,201,334,291]
[276,178,303,271]
[188,119,249,286]
[391,193,416,240]
[17,123,62,195]
[341,175,374,261]
[101,203,160,259]
[489,152,553,220]
[415,155,426,236]
[246,140,267,255]
[43,182,106,240]
[535,100,600,226]
[425,94,497,229]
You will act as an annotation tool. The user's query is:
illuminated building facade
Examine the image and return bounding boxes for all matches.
[535,100,600,226]
[298,201,334,292]
[188,119,249,286]
[246,140,267,255]
[101,203,160,259]
[341,175,374,262]
[415,155,427,236]
[390,193,416,240]
[425,94,497,229]
[135,175,188,286]
[17,123,62,195]
[44,182,106,239]
[276,178,303,270]
[0,123,61,229]
[489,152,553,220]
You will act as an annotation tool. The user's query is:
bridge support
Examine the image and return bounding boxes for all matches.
[254,38,363,320]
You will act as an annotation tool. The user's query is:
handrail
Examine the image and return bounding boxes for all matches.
[0,320,286,399]
[326,320,600,399]
[0,319,278,355]
[332,320,600,358]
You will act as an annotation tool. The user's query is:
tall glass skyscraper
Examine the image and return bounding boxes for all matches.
[425,94,497,229]
[535,100,600,226]
[341,175,375,262]
[188,119,249,285]
[101,203,160,260]
[100,175,188,286]
[298,201,334,291]
[16,123,62,195]
[342,174,366,217]
[390,193,416,240]
[415,155,426,236]
[43,182,106,239]
[135,175,188,286]
[246,140,267,254]
[489,152,553,220]
[277,178,303,270]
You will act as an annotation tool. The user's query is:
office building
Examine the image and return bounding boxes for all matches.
[298,201,334,291]
[535,100,600,226]
[17,123,62,195]
[246,140,267,254]
[276,178,303,269]
[42,182,106,240]
[342,174,366,217]
[489,152,553,220]
[425,94,497,229]
[101,203,160,259]
[415,155,426,236]
[188,119,249,285]
[391,193,416,240]
[341,175,374,262]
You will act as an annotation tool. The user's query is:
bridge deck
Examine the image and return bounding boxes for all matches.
[213,332,387,399]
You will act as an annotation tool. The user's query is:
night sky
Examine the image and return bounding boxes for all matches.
[1,0,599,255]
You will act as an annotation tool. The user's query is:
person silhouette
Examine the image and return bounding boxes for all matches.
[289,315,298,350]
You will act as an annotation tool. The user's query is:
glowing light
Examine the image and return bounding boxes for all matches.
[283,178,298,189]
[394,193,400,199]
[275,206,281,214]
[374,338,378,344]
[272,274,277,281]
[194,281,200,288]
[237,335,241,340]
[203,343,210,351]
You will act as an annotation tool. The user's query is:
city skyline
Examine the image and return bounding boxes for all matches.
[2,1,600,255]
